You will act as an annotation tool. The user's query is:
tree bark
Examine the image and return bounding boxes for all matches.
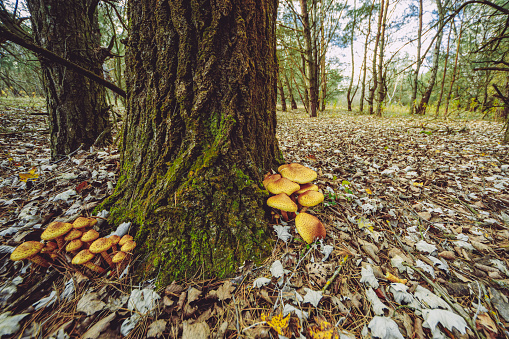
[359,1,373,113]
[285,73,298,109]
[375,0,389,116]
[435,22,452,117]
[368,0,383,115]
[26,0,111,160]
[416,0,444,115]
[105,0,283,284]
[346,0,357,112]
[300,0,318,117]
[444,22,463,117]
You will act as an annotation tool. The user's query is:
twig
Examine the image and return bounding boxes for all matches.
[322,255,348,292]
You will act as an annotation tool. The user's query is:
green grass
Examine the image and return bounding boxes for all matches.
[0,96,46,109]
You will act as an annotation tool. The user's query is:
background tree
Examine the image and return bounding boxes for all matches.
[104,0,283,283]
[26,0,112,160]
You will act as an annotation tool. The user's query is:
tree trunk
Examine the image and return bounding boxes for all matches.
[285,73,298,109]
[416,0,444,115]
[300,0,318,117]
[104,0,283,284]
[359,1,373,113]
[319,20,327,112]
[278,76,287,111]
[368,0,383,115]
[26,0,111,160]
[346,0,357,112]
[444,23,463,117]
[375,0,389,116]
[410,0,423,115]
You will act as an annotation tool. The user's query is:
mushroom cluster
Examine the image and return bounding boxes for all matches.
[264,163,326,244]
[9,216,136,276]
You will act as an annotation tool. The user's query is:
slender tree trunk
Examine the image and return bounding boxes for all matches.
[347,0,357,112]
[375,0,389,116]
[285,73,298,109]
[368,0,383,115]
[410,0,423,115]
[278,77,287,111]
[444,23,463,117]
[435,22,452,117]
[359,1,373,113]
[319,20,327,111]
[300,0,318,117]
[504,76,509,143]
[416,0,444,115]
[26,0,111,160]
[105,0,283,283]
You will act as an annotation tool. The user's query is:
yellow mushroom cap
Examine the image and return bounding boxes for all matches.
[10,241,44,261]
[295,212,326,244]
[66,239,83,253]
[296,183,319,194]
[119,235,134,247]
[279,163,317,184]
[267,193,298,212]
[120,240,136,253]
[112,251,127,264]
[73,217,97,230]
[41,222,73,241]
[265,177,300,195]
[109,235,120,246]
[262,173,281,189]
[64,229,83,241]
[298,190,324,207]
[72,249,95,265]
[89,238,113,254]
[81,229,99,243]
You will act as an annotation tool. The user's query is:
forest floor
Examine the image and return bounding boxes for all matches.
[0,99,509,339]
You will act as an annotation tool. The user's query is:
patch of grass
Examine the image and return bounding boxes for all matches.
[0,96,46,110]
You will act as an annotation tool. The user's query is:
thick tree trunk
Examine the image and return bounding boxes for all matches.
[26,0,110,160]
[105,0,283,284]
[416,0,444,115]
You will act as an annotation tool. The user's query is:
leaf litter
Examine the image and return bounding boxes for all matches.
[0,105,509,337]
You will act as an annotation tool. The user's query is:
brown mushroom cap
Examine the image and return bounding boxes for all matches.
[73,217,97,230]
[66,239,83,253]
[267,193,298,212]
[296,183,319,194]
[112,251,127,264]
[295,212,326,244]
[10,241,44,261]
[41,222,73,242]
[64,229,83,242]
[262,173,282,189]
[81,229,100,243]
[120,240,136,253]
[109,235,121,246]
[10,241,50,267]
[119,235,134,247]
[279,163,317,184]
[265,177,300,196]
[298,190,324,207]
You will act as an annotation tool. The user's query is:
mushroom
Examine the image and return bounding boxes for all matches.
[72,217,97,231]
[296,183,319,194]
[10,241,51,268]
[278,163,317,184]
[72,249,105,274]
[267,193,298,221]
[294,212,326,244]
[262,173,281,189]
[89,238,114,268]
[41,222,73,249]
[112,251,128,276]
[118,235,133,247]
[108,235,121,252]
[64,229,83,242]
[81,229,99,248]
[297,190,324,213]
[265,177,300,196]
[120,240,136,254]
[66,239,83,255]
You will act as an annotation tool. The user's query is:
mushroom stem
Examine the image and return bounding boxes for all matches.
[84,262,105,274]
[55,237,65,249]
[280,210,289,222]
[30,255,51,268]
[100,252,115,269]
